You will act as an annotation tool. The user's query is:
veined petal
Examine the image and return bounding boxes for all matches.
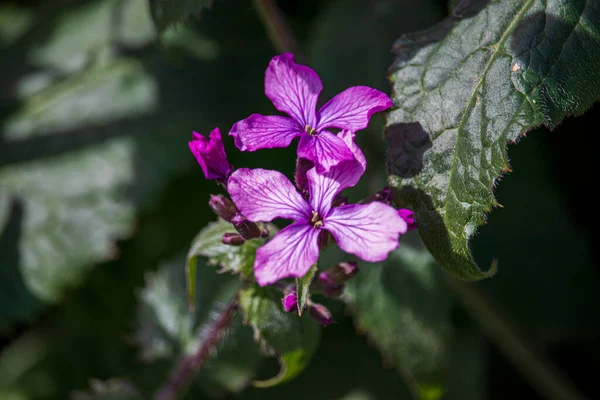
[338,129,366,170]
[229,114,302,152]
[305,130,366,216]
[228,168,312,222]
[254,223,320,286]
[297,131,354,174]
[316,86,393,132]
[265,53,321,127]
[188,128,232,181]
[324,202,407,262]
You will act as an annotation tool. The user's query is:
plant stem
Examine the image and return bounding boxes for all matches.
[445,276,587,400]
[153,297,239,400]
[253,0,301,55]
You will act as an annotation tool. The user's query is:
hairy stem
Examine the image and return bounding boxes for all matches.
[153,297,239,400]
[445,276,587,400]
[253,0,300,55]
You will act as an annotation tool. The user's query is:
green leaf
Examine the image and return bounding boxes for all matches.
[70,378,142,400]
[134,255,264,394]
[343,238,454,399]
[186,219,275,307]
[239,284,321,387]
[148,0,214,30]
[0,0,192,331]
[295,264,317,315]
[386,0,600,280]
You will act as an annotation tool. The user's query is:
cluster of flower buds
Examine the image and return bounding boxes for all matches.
[188,53,419,326]
[281,289,333,326]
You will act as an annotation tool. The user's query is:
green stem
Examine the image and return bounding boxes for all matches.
[253,0,300,55]
[445,276,587,400]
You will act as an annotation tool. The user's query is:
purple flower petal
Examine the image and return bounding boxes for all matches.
[398,208,418,230]
[254,223,320,286]
[297,131,355,174]
[188,128,232,181]
[306,131,366,216]
[324,202,407,262]
[316,86,393,132]
[265,53,321,127]
[228,168,311,222]
[229,114,302,152]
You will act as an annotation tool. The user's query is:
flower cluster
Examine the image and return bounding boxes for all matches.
[189,53,416,321]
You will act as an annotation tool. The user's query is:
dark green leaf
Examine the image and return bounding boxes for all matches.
[239,284,321,387]
[386,0,600,279]
[344,238,454,399]
[148,0,214,30]
[186,220,275,307]
[295,264,317,315]
[134,255,264,393]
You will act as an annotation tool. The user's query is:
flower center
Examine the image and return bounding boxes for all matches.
[305,125,318,136]
[310,210,323,228]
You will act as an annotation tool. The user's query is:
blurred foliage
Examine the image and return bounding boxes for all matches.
[0,1,598,400]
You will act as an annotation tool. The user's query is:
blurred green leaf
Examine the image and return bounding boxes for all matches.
[239,284,321,387]
[344,239,454,399]
[70,378,142,400]
[148,0,214,30]
[186,219,275,306]
[295,264,317,315]
[134,254,264,394]
[386,0,600,280]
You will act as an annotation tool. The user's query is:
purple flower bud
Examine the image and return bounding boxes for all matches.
[209,194,238,222]
[294,157,314,190]
[281,292,297,312]
[320,261,359,286]
[222,232,245,246]
[398,209,417,231]
[231,214,262,240]
[188,128,233,182]
[308,303,334,326]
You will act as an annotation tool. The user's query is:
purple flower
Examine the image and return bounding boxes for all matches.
[229,53,393,174]
[227,145,407,286]
[282,292,297,312]
[398,209,417,231]
[189,128,233,182]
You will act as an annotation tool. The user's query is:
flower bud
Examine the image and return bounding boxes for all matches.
[231,214,262,240]
[188,128,233,182]
[398,209,417,230]
[209,194,238,222]
[308,303,334,326]
[281,292,297,312]
[222,232,245,246]
[319,261,359,286]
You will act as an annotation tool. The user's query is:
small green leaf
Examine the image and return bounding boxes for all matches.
[386,0,600,280]
[295,264,317,315]
[239,284,321,387]
[185,219,275,307]
[148,0,214,30]
[344,238,454,398]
